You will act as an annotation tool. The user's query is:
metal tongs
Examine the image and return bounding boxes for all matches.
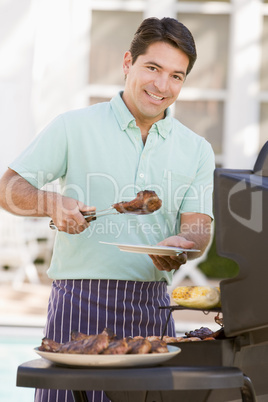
[49,207,118,230]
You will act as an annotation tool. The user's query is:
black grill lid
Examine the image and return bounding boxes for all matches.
[254,141,268,177]
[214,141,268,337]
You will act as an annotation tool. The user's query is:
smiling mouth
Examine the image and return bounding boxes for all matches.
[146,91,165,101]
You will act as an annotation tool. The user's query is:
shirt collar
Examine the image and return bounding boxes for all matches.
[110,91,172,139]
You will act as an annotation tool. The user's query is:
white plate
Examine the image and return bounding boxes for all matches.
[34,345,181,367]
[99,242,200,256]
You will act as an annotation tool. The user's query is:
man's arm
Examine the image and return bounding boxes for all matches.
[149,212,212,272]
[0,168,95,234]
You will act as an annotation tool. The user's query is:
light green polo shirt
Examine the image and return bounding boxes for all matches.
[10,92,215,285]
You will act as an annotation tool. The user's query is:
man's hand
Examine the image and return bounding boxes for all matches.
[149,212,212,272]
[149,235,195,272]
[50,196,96,234]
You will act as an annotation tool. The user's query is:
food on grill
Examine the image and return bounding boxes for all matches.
[178,337,202,342]
[214,288,222,308]
[172,286,221,309]
[184,325,225,341]
[112,190,162,215]
[161,336,181,343]
[148,334,217,343]
[185,327,214,340]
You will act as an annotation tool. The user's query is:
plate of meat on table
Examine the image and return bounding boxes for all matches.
[35,329,181,367]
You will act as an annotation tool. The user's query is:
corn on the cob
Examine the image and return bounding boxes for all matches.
[172,286,221,309]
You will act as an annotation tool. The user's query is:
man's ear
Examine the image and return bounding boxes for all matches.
[123,51,132,75]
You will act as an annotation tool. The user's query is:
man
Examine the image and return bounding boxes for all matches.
[0,17,214,402]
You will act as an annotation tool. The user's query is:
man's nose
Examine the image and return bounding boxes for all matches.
[154,75,169,93]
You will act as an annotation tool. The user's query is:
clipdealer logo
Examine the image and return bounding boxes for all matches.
[227,178,263,233]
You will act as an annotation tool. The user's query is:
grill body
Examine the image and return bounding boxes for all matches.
[158,142,268,402]
[162,141,268,400]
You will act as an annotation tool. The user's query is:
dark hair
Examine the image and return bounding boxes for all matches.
[129,17,197,75]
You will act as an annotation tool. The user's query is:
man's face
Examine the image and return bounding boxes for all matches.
[122,41,189,127]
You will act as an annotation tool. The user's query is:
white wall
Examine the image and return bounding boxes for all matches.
[0,0,90,175]
[223,0,263,169]
[0,0,35,174]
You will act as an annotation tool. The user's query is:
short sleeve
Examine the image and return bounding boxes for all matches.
[180,140,215,218]
[9,115,68,189]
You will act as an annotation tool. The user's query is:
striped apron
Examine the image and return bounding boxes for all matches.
[35,279,176,402]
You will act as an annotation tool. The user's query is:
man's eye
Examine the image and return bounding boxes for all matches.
[148,66,157,71]
[174,75,183,81]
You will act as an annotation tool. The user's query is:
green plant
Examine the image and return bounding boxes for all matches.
[198,233,239,279]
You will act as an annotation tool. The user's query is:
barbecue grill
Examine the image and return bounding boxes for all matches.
[16,142,268,402]
[159,140,268,401]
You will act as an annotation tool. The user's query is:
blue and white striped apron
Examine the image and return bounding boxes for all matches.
[35,279,175,402]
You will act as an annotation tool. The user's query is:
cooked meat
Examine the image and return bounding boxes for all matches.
[71,328,116,342]
[185,327,214,340]
[113,190,162,215]
[102,339,129,355]
[39,338,62,353]
[150,339,169,354]
[178,337,202,342]
[211,327,226,339]
[38,329,177,355]
[185,325,226,340]
[58,333,109,354]
[146,336,160,342]
[71,331,93,341]
[57,339,86,354]
[162,336,180,344]
[131,335,144,340]
[102,327,118,340]
[126,338,152,354]
[77,333,110,354]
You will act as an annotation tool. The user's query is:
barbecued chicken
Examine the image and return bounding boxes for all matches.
[39,329,112,354]
[102,339,129,355]
[39,338,62,352]
[126,338,152,354]
[38,334,162,355]
[71,331,92,341]
[58,333,109,354]
[71,328,115,342]
[113,190,162,215]
[150,339,169,353]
